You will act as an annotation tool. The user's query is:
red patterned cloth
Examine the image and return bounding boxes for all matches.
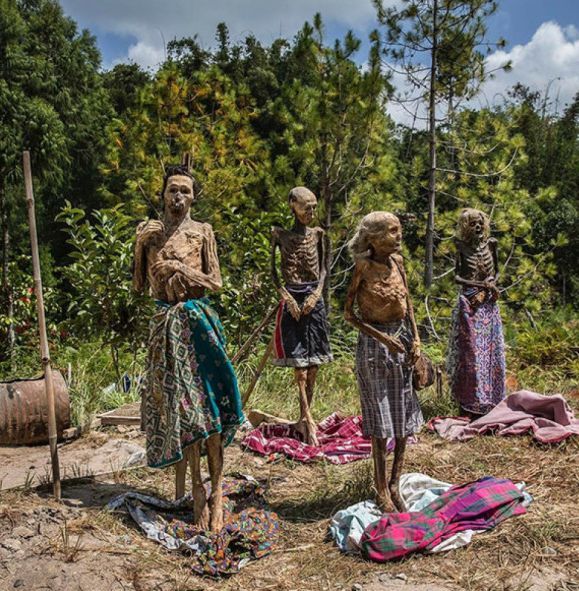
[361,476,526,562]
[241,413,376,464]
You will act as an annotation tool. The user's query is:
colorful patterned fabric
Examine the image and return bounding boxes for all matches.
[272,282,333,368]
[242,413,377,464]
[447,289,506,415]
[356,322,423,439]
[429,390,579,444]
[108,476,279,577]
[360,476,526,562]
[140,298,244,468]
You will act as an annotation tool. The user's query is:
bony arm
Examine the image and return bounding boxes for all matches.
[302,228,326,316]
[132,220,163,293]
[271,226,301,320]
[344,259,404,354]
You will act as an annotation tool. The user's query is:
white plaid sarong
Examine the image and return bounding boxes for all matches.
[355,321,423,439]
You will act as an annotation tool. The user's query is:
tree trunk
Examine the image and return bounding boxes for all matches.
[0,181,15,363]
[424,0,438,289]
[322,181,332,315]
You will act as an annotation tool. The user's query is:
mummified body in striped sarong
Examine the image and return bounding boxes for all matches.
[345,212,423,513]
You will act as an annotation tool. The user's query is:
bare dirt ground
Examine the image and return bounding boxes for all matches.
[1,424,578,591]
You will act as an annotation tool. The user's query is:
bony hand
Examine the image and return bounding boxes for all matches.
[380,334,405,354]
[410,340,421,365]
[285,296,301,321]
[302,291,321,315]
[136,220,164,245]
[151,259,180,280]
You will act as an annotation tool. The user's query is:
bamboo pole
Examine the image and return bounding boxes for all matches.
[23,150,61,499]
[241,336,274,408]
[231,305,277,364]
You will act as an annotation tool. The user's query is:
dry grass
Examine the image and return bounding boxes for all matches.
[2,425,577,591]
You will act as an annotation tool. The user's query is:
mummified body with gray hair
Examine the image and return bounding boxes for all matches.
[270,187,333,446]
[344,212,423,512]
[448,208,506,417]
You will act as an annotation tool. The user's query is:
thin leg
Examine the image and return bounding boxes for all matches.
[305,365,319,406]
[294,368,318,446]
[175,455,187,500]
[389,436,407,511]
[188,443,209,529]
[372,436,394,513]
[206,433,224,532]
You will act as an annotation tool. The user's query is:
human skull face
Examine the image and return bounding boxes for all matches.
[291,191,317,226]
[459,208,488,244]
[372,214,402,255]
[163,175,194,215]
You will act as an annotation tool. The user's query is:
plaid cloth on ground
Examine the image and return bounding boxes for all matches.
[108,475,279,577]
[242,413,378,464]
[356,322,423,439]
[360,476,526,562]
[272,282,333,368]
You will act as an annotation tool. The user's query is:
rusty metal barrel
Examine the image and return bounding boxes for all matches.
[0,370,70,445]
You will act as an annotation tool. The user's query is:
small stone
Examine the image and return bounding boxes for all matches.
[378,574,390,583]
[352,585,363,591]
[542,546,557,556]
[12,527,34,539]
[13,579,25,588]
[1,539,22,552]
[61,498,83,508]
[394,574,408,581]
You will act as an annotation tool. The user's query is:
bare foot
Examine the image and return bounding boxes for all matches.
[208,494,224,532]
[192,485,210,530]
[376,490,396,514]
[389,482,405,512]
[295,418,319,446]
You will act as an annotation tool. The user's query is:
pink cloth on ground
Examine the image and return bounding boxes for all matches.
[429,390,579,444]
[241,413,378,464]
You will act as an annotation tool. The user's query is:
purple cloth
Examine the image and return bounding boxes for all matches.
[360,476,526,562]
[447,291,506,414]
[429,390,579,444]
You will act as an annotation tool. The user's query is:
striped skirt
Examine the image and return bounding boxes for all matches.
[355,321,423,439]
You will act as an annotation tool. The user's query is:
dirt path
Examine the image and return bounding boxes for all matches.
[0,426,577,591]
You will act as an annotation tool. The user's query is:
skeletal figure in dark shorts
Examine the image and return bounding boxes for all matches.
[344,212,423,512]
[270,187,333,446]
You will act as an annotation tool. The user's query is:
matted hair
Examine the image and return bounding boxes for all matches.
[348,211,400,259]
[160,164,194,197]
[288,186,316,203]
[457,208,490,242]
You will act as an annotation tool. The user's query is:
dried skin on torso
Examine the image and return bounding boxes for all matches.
[146,219,208,301]
[457,240,496,282]
[357,259,408,324]
[276,227,322,284]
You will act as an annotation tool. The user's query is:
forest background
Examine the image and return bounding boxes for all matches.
[0,0,577,427]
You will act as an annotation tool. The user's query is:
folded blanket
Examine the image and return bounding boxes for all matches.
[429,390,579,444]
[360,476,526,562]
[242,413,375,464]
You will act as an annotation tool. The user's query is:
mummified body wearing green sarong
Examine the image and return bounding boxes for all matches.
[133,164,243,532]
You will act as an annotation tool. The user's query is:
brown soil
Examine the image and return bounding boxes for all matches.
[0,425,578,591]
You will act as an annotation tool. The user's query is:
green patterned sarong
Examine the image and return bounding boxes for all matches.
[141,298,244,468]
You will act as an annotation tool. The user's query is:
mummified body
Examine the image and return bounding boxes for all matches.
[133,166,244,532]
[270,187,333,446]
[447,208,506,417]
[344,212,423,512]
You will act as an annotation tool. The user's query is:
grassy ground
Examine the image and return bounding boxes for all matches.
[1,316,578,590]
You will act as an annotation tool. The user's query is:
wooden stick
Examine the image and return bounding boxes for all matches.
[231,305,278,364]
[23,151,61,500]
[242,336,274,408]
